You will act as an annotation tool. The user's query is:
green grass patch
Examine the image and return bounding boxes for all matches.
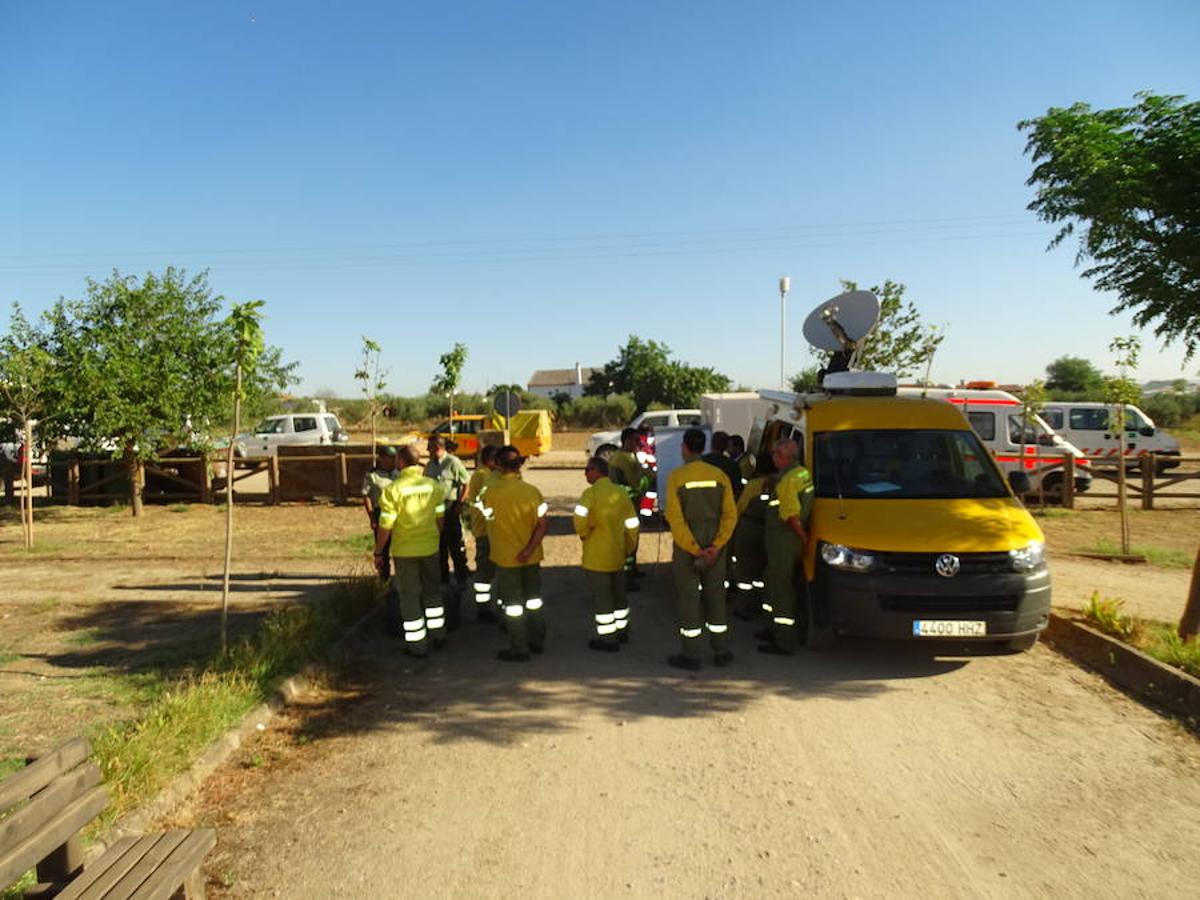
[0,648,18,666]
[299,532,374,557]
[1081,591,1200,678]
[1032,508,1077,519]
[167,503,192,513]
[1076,539,1194,569]
[66,627,104,647]
[88,574,381,829]
[0,756,25,779]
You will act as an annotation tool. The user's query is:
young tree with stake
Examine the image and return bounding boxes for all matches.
[0,304,54,549]
[356,336,389,449]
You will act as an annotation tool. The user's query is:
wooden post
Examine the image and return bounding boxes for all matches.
[1180,547,1200,642]
[68,458,81,506]
[199,452,211,504]
[1141,454,1155,511]
[269,455,279,506]
[1061,452,1075,510]
[335,452,347,505]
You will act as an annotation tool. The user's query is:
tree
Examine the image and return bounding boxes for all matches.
[789,365,822,393]
[586,336,731,410]
[430,343,469,427]
[44,269,294,516]
[1104,336,1142,557]
[220,301,266,654]
[1020,93,1200,360]
[0,304,54,548]
[355,336,389,449]
[1045,355,1105,395]
[823,280,944,377]
[1019,379,1049,506]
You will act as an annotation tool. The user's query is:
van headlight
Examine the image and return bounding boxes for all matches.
[1009,541,1046,572]
[820,542,877,572]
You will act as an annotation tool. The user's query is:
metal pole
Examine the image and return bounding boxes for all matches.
[778,276,790,388]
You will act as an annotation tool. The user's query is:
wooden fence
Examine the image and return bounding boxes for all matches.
[1009,452,1200,509]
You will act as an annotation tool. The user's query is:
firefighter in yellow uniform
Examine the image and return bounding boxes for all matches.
[731,455,775,619]
[464,444,500,622]
[373,445,446,658]
[606,428,648,587]
[664,428,738,670]
[483,446,550,662]
[758,438,815,656]
[573,456,639,651]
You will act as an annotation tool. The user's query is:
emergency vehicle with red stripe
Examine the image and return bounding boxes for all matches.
[898,387,1092,499]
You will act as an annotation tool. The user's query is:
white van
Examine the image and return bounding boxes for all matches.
[1040,402,1181,470]
[700,392,772,444]
[900,388,1092,499]
[234,413,349,459]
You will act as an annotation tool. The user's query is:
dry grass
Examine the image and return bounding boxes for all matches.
[1036,507,1200,560]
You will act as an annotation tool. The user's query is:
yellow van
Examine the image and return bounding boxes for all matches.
[752,385,1049,651]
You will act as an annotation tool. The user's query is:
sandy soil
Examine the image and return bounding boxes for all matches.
[152,468,1200,899]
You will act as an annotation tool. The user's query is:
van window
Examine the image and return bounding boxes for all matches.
[677,414,702,426]
[455,419,479,434]
[967,411,995,441]
[255,418,287,434]
[813,429,1008,499]
[293,417,318,433]
[1070,408,1109,431]
[1007,415,1042,445]
[1122,407,1149,431]
[641,414,669,428]
[323,416,340,434]
[1043,408,1064,430]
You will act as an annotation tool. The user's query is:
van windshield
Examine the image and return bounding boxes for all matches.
[813,429,1009,499]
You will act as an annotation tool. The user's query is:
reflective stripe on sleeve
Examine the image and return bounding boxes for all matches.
[768,499,780,507]
[736,582,753,591]
[623,516,639,529]
[684,481,717,489]
[378,512,397,528]
[759,493,770,501]
[536,502,549,517]
[645,491,658,499]
[751,580,765,589]
[435,504,446,514]
[574,504,589,517]
[762,603,774,613]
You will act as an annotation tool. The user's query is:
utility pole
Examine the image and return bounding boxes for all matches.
[779,275,791,388]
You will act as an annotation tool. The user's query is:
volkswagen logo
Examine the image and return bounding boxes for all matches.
[935,554,961,578]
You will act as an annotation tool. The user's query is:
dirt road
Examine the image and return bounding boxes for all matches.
[179,471,1200,899]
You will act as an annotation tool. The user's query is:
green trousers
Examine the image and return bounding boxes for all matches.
[494,564,545,654]
[585,569,628,645]
[392,554,443,654]
[764,524,804,651]
[671,545,729,660]
[732,519,766,604]
[472,535,495,611]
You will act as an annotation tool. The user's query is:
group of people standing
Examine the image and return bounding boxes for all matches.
[361,425,814,669]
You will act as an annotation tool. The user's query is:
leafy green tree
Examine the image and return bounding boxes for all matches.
[1044,355,1105,394]
[816,280,944,377]
[1020,93,1200,360]
[586,336,731,411]
[430,343,468,426]
[44,268,294,516]
[355,336,389,449]
[220,301,267,653]
[0,304,54,547]
[789,365,822,393]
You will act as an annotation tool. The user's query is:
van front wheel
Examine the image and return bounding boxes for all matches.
[803,582,835,651]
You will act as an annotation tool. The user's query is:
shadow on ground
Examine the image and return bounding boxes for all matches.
[271,560,1007,750]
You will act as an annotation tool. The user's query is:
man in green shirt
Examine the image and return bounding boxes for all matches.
[758,438,815,656]
[361,444,397,582]
[425,436,470,627]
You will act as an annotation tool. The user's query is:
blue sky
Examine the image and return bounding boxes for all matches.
[2,0,1198,396]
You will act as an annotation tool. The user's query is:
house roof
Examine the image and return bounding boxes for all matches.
[528,367,597,388]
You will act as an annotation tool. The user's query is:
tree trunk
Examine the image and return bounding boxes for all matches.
[1115,404,1130,556]
[220,363,242,655]
[125,442,143,517]
[1179,547,1200,642]
[22,418,34,549]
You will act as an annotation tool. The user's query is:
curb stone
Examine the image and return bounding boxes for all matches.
[1044,612,1200,730]
[87,599,383,860]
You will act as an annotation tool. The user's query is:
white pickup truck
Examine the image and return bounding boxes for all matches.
[586,409,702,458]
[234,413,349,459]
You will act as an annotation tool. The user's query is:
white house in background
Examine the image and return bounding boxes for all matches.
[527,363,597,400]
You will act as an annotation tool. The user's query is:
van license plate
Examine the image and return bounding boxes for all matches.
[913,620,986,637]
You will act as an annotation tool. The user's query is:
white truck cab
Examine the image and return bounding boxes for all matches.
[1040,402,1181,470]
[235,413,349,459]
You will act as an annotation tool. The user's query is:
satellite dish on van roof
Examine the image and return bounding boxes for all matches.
[802,290,880,353]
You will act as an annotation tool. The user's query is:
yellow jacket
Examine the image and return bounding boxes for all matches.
[573,476,639,572]
[464,467,498,538]
[378,467,445,558]
[483,473,548,567]
[773,464,814,525]
[664,458,737,556]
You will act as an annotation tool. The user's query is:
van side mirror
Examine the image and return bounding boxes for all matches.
[1008,471,1032,495]
[1139,425,1155,437]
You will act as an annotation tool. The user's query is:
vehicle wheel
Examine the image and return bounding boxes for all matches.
[1039,472,1063,503]
[1005,633,1039,652]
[595,443,618,461]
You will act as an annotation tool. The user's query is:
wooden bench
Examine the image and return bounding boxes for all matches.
[0,737,215,899]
